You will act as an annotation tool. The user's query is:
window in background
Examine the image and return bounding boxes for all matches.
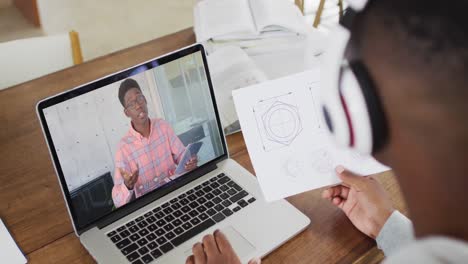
[153,52,224,165]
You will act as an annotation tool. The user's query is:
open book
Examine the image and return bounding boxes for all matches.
[194,0,308,42]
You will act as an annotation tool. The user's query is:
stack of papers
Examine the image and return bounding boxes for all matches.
[194,0,309,55]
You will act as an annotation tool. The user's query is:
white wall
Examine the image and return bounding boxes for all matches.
[44,72,161,192]
[36,0,195,60]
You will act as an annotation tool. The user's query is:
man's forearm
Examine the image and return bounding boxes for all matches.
[376,210,415,256]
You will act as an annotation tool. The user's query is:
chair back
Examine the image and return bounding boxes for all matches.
[0,31,83,90]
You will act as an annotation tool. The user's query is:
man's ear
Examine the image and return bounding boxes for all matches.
[124,108,130,118]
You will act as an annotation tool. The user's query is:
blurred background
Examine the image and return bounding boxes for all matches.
[0,0,340,61]
[0,0,195,60]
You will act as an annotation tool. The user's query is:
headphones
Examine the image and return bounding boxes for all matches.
[320,0,388,155]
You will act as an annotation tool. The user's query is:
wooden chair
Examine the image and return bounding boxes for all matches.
[0,30,83,90]
[295,0,344,28]
[313,0,344,27]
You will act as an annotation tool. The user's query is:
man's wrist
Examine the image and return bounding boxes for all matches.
[372,208,394,238]
[376,210,414,256]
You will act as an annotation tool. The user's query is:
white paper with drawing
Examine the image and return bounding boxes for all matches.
[233,69,389,201]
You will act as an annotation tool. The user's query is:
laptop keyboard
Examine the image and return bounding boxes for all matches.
[106,173,257,264]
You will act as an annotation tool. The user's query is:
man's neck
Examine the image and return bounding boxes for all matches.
[390,140,468,242]
[132,118,150,138]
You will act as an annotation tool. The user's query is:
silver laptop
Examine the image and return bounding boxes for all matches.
[37,44,310,264]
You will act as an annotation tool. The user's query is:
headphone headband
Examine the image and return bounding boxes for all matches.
[346,0,369,11]
[319,3,388,154]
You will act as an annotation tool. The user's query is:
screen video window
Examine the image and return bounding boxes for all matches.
[43,51,224,227]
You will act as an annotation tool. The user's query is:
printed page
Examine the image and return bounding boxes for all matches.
[249,0,308,35]
[195,0,257,42]
[233,69,389,201]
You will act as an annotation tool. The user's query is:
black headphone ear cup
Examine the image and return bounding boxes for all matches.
[349,61,388,153]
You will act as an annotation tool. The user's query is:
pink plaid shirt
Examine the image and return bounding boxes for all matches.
[112,118,185,208]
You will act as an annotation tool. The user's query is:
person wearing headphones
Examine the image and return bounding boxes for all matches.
[186,0,468,263]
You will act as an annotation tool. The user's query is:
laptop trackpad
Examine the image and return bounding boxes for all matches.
[184,226,255,259]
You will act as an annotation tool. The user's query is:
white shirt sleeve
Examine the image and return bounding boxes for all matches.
[383,237,468,264]
[376,210,415,256]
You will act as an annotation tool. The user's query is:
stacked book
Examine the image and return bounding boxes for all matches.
[194,0,310,55]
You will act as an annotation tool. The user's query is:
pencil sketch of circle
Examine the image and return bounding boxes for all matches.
[262,101,302,145]
[268,108,296,138]
[285,158,307,178]
[309,149,334,174]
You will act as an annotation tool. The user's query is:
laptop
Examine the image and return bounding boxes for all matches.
[37,44,310,264]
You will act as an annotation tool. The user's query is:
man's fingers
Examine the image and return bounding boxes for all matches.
[248,257,262,264]
[185,255,195,264]
[332,196,342,206]
[119,168,127,177]
[131,176,138,186]
[338,186,350,199]
[131,172,138,182]
[336,165,365,189]
[185,158,197,170]
[214,230,234,254]
[119,168,132,182]
[322,185,350,200]
[202,234,220,256]
[192,242,207,263]
[322,187,335,200]
[332,197,347,210]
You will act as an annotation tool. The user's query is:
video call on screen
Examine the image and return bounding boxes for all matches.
[43,51,224,227]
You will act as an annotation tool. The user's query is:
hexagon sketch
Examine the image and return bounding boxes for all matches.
[253,92,303,152]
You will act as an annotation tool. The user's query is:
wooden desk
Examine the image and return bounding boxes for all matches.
[0,28,407,263]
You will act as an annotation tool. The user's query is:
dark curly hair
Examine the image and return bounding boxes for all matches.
[118,78,141,107]
[352,0,468,119]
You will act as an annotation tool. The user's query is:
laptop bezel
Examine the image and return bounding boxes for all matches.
[36,43,228,235]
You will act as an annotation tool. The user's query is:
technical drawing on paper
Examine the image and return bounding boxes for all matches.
[309,148,334,174]
[284,156,310,183]
[253,92,303,152]
[307,81,323,129]
[284,148,334,182]
[285,157,304,178]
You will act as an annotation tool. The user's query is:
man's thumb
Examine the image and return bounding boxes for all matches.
[336,165,364,188]
[248,257,261,264]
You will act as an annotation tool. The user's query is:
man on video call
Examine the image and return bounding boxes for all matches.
[112,78,198,208]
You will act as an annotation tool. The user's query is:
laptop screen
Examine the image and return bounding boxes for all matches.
[38,45,226,232]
